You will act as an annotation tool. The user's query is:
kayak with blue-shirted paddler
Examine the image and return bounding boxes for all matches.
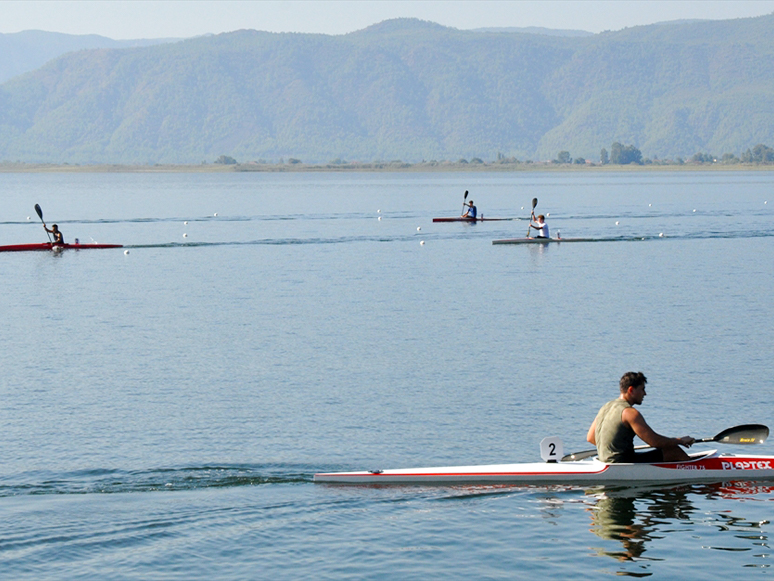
[433,216,516,222]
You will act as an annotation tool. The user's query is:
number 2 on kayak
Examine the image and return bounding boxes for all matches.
[540,437,564,463]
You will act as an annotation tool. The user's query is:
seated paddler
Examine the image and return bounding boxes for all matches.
[462,200,477,219]
[587,371,695,463]
[44,223,65,245]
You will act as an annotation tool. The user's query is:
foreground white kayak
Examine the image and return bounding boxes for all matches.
[314,450,774,485]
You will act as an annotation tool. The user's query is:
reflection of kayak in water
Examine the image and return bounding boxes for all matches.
[0,242,123,252]
[315,450,774,485]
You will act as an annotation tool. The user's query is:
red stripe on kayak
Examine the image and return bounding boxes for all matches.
[317,466,610,478]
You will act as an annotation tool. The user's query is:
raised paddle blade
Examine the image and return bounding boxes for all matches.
[526,198,538,236]
[705,424,769,445]
[34,203,52,242]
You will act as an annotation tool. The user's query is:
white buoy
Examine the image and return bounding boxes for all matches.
[420,240,425,245]
[184,221,188,225]
[183,233,188,238]
[417,226,421,231]
[649,204,652,207]
[26,216,30,220]
[377,209,381,213]
[520,206,524,210]
[124,249,130,255]
[659,233,664,237]
[546,212,550,217]
[214,213,218,217]
[378,216,381,221]
[615,221,620,225]
[765,201,768,205]
[693,209,696,212]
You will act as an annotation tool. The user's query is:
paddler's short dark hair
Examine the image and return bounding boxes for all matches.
[620,371,647,393]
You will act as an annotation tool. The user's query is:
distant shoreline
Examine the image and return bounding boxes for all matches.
[1,162,773,174]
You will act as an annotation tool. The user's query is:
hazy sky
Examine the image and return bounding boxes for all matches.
[2,0,774,39]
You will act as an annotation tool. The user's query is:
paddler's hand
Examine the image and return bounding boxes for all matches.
[678,436,695,448]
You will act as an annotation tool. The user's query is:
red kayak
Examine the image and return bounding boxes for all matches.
[0,242,123,252]
[432,217,514,223]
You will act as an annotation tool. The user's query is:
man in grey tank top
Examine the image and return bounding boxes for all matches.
[586,372,695,463]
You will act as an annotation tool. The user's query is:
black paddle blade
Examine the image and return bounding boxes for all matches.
[712,424,769,444]
[464,190,469,200]
[531,198,538,209]
[35,204,44,220]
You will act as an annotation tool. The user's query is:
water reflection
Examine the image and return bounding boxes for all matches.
[586,482,774,576]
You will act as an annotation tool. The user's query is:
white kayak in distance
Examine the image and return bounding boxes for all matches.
[314,426,772,485]
[492,236,594,245]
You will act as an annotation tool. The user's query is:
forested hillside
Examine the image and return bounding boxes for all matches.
[1,16,773,164]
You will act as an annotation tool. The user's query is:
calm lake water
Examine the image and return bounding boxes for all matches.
[1,170,773,578]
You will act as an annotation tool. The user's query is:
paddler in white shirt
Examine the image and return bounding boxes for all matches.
[586,371,695,463]
[529,212,549,238]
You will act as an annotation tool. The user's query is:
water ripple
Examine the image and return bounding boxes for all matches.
[0,465,314,496]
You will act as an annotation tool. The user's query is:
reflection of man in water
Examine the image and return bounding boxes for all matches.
[588,486,696,564]
[588,494,649,561]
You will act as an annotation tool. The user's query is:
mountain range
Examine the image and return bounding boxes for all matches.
[1,16,773,165]
[0,30,179,85]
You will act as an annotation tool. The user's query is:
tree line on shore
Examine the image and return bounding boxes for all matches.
[214,142,774,169]
[555,142,774,166]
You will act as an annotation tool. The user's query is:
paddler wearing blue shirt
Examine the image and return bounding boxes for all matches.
[44,223,64,245]
[462,200,477,219]
[529,212,549,238]
[586,372,695,463]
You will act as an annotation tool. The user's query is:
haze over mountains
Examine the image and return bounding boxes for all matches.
[0,30,179,84]
[1,15,773,165]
